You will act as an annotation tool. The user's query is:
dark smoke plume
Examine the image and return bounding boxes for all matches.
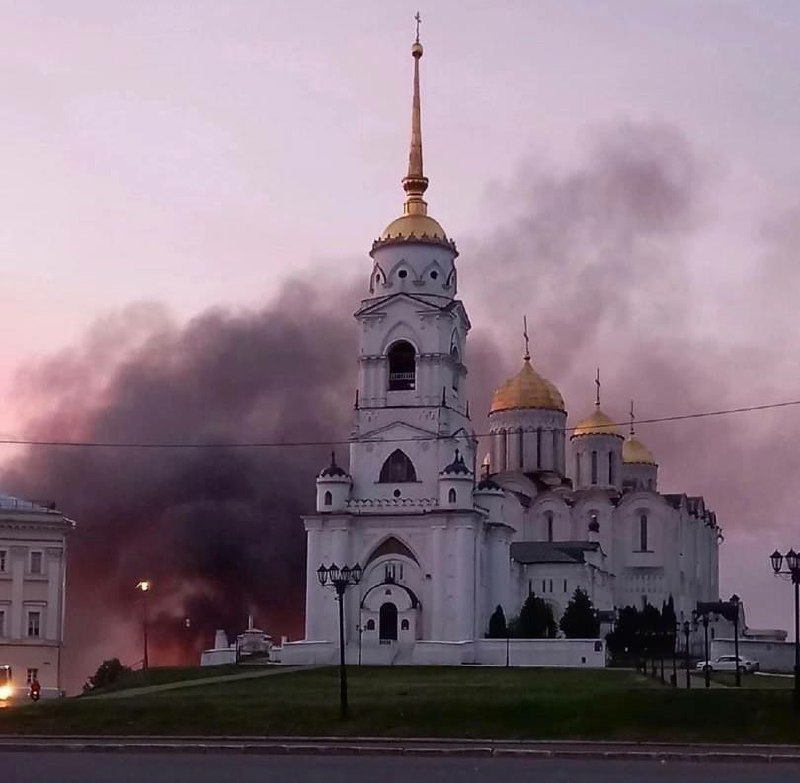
[3,121,799,688]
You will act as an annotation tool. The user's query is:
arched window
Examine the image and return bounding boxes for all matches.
[400,619,410,631]
[608,452,615,484]
[591,451,598,485]
[545,511,554,542]
[388,341,416,391]
[552,429,558,469]
[379,450,417,483]
[518,428,524,468]
[323,490,332,506]
[366,619,375,631]
[536,427,543,469]
[448,488,457,504]
[450,345,460,391]
[639,513,649,551]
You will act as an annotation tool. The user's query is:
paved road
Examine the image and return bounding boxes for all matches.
[5,753,800,783]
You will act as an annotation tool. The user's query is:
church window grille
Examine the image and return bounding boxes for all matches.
[536,428,542,468]
[387,341,416,391]
[379,450,417,483]
[323,491,332,506]
[591,451,598,484]
[639,514,649,551]
[448,488,457,504]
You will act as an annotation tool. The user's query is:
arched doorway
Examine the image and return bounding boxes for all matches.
[379,602,398,641]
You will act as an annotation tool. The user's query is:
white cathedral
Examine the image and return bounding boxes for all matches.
[283,34,721,667]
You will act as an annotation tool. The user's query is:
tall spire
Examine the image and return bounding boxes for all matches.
[523,315,531,361]
[629,399,636,436]
[402,12,429,217]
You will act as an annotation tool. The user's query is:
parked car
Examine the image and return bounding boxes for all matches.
[695,654,759,673]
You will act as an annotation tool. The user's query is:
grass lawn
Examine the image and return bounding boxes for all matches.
[1,666,799,742]
[86,664,247,695]
[709,672,794,689]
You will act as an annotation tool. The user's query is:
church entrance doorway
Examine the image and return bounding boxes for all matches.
[379,602,398,641]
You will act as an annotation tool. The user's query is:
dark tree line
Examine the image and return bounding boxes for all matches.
[487,588,600,640]
[605,597,678,660]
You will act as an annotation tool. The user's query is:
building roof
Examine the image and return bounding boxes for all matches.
[510,540,600,565]
[0,493,57,513]
[490,358,565,414]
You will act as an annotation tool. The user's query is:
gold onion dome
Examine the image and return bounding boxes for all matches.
[623,436,657,466]
[572,407,622,438]
[374,25,455,252]
[490,358,565,414]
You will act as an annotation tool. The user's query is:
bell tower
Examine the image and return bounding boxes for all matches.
[348,25,475,507]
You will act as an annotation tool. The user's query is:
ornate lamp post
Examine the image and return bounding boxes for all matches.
[135,580,151,671]
[770,549,800,711]
[693,608,711,688]
[682,620,692,689]
[317,562,362,719]
[729,594,741,687]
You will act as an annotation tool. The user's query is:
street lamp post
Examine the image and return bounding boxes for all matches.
[317,562,362,719]
[693,609,711,688]
[135,580,151,671]
[730,594,741,688]
[770,549,800,711]
[682,620,692,689]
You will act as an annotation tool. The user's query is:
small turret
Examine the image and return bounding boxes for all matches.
[316,451,352,512]
[439,448,473,508]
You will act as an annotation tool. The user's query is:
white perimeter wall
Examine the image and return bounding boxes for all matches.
[712,638,796,673]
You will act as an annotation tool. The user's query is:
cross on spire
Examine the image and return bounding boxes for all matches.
[523,315,530,361]
[415,11,422,43]
[594,367,601,407]
[629,399,636,436]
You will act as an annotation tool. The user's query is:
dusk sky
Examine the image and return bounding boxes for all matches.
[2,1,800,667]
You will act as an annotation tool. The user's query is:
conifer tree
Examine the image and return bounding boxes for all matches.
[487,605,508,638]
[559,588,600,638]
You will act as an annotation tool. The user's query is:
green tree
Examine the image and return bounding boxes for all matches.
[84,658,131,692]
[513,593,557,638]
[559,588,600,638]
[487,605,508,638]
[606,605,643,659]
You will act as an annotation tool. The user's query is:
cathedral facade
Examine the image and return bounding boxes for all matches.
[288,34,721,666]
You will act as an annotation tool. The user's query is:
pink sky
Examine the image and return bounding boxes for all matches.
[2,2,800,640]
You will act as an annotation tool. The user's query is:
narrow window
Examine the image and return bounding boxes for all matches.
[591,451,598,484]
[563,579,568,593]
[542,579,546,593]
[401,619,410,631]
[518,428,524,468]
[27,611,41,639]
[323,490,332,507]
[528,580,532,595]
[450,345,460,391]
[0,550,6,572]
[536,427,543,468]
[387,341,416,391]
[366,619,375,631]
[448,488,457,504]
[639,514,648,551]
[26,668,38,685]
[379,450,417,483]
[576,453,582,485]
[549,579,553,593]
[552,429,558,469]
[608,452,615,484]
[546,512,554,542]
[30,551,43,575]
[0,609,5,637]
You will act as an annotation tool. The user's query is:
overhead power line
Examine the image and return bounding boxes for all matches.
[0,397,798,450]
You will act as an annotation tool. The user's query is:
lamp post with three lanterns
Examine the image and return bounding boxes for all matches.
[317,562,362,719]
[770,548,800,711]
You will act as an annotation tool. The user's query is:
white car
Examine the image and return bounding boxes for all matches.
[695,654,759,673]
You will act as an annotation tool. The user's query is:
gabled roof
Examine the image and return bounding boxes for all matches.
[510,540,600,565]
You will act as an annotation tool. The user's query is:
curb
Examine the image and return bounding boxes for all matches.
[0,740,799,764]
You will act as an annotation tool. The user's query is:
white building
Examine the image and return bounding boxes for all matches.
[283,34,721,667]
[0,494,75,697]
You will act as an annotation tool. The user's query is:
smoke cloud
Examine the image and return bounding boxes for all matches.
[3,121,798,689]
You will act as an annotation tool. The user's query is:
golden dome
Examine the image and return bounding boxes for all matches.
[572,407,622,438]
[623,436,657,465]
[490,358,565,414]
[380,213,449,243]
